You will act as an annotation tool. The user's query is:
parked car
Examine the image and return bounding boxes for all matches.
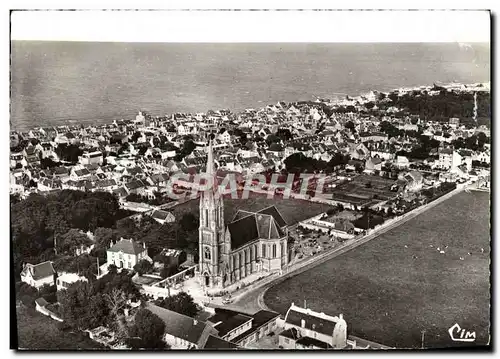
[222,297,233,305]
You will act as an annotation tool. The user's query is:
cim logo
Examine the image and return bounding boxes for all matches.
[448,323,476,342]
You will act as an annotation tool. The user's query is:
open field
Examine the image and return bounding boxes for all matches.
[264,191,490,348]
[15,305,104,350]
[172,192,334,226]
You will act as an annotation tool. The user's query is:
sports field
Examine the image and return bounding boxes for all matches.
[172,192,334,226]
[264,191,490,348]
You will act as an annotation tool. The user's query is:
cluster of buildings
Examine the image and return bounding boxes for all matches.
[14,82,490,350]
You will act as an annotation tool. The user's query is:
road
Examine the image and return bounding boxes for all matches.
[233,185,465,313]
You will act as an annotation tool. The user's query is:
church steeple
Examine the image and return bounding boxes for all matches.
[199,135,227,289]
[206,138,215,176]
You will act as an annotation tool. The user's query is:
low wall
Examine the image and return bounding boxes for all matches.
[35,305,63,322]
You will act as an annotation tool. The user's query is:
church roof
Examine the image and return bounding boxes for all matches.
[256,206,287,228]
[227,210,286,250]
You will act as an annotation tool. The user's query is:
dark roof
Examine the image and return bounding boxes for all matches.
[211,313,253,337]
[204,335,239,350]
[279,327,299,340]
[22,261,55,281]
[145,303,216,347]
[53,166,69,175]
[230,310,280,344]
[151,210,170,221]
[35,297,49,307]
[108,238,146,255]
[296,336,333,349]
[285,307,338,337]
[74,168,91,176]
[227,215,259,250]
[113,187,128,197]
[96,179,117,188]
[257,206,287,228]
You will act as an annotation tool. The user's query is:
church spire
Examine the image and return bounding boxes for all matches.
[206,137,215,176]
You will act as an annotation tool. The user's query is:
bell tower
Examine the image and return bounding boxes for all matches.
[199,139,226,289]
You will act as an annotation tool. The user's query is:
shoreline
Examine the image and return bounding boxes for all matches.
[10,80,489,133]
[232,183,466,312]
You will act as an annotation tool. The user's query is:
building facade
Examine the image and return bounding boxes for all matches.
[106,238,152,270]
[198,140,289,290]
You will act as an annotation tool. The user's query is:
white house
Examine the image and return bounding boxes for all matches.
[279,303,348,349]
[20,261,56,289]
[56,272,88,291]
[434,148,462,171]
[106,238,152,271]
[79,151,104,165]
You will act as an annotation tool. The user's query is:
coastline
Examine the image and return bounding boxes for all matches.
[232,183,466,312]
[10,80,490,133]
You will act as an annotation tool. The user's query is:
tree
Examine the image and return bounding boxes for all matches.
[345,121,355,133]
[179,213,199,232]
[265,134,280,146]
[182,139,196,156]
[133,259,153,276]
[104,288,129,318]
[130,309,167,350]
[39,283,58,303]
[276,128,293,142]
[56,229,93,256]
[57,280,98,330]
[154,292,200,318]
[108,264,118,275]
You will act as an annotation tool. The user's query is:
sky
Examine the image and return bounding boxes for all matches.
[10,10,491,43]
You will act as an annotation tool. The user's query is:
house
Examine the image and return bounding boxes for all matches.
[401,170,424,192]
[218,130,232,144]
[80,151,104,165]
[280,303,347,349]
[206,305,281,348]
[70,167,92,181]
[364,157,383,172]
[21,261,56,289]
[434,147,462,171]
[149,209,176,225]
[349,143,370,160]
[145,303,230,349]
[56,272,88,291]
[107,238,152,271]
[154,248,186,271]
[394,155,410,169]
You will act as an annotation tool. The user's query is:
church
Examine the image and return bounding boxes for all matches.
[198,140,289,289]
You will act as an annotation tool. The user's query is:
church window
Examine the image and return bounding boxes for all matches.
[272,244,277,258]
[204,247,211,261]
[240,252,243,267]
[262,244,266,257]
[282,242,285,257]
[246,249,250,263]
[232,256,236,269]
[250,246,253,261]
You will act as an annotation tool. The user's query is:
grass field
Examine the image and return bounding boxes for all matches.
[172,192,334,226]
[15,305,104,350]
[264,191,491,348]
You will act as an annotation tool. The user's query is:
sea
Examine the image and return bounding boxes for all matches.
[10,42,490,131]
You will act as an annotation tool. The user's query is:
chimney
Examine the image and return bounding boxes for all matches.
[339,314,343,320]
[193,319,198,326]
[301,319,305,328]
[143,242,146,249]
[109,241,113,248]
